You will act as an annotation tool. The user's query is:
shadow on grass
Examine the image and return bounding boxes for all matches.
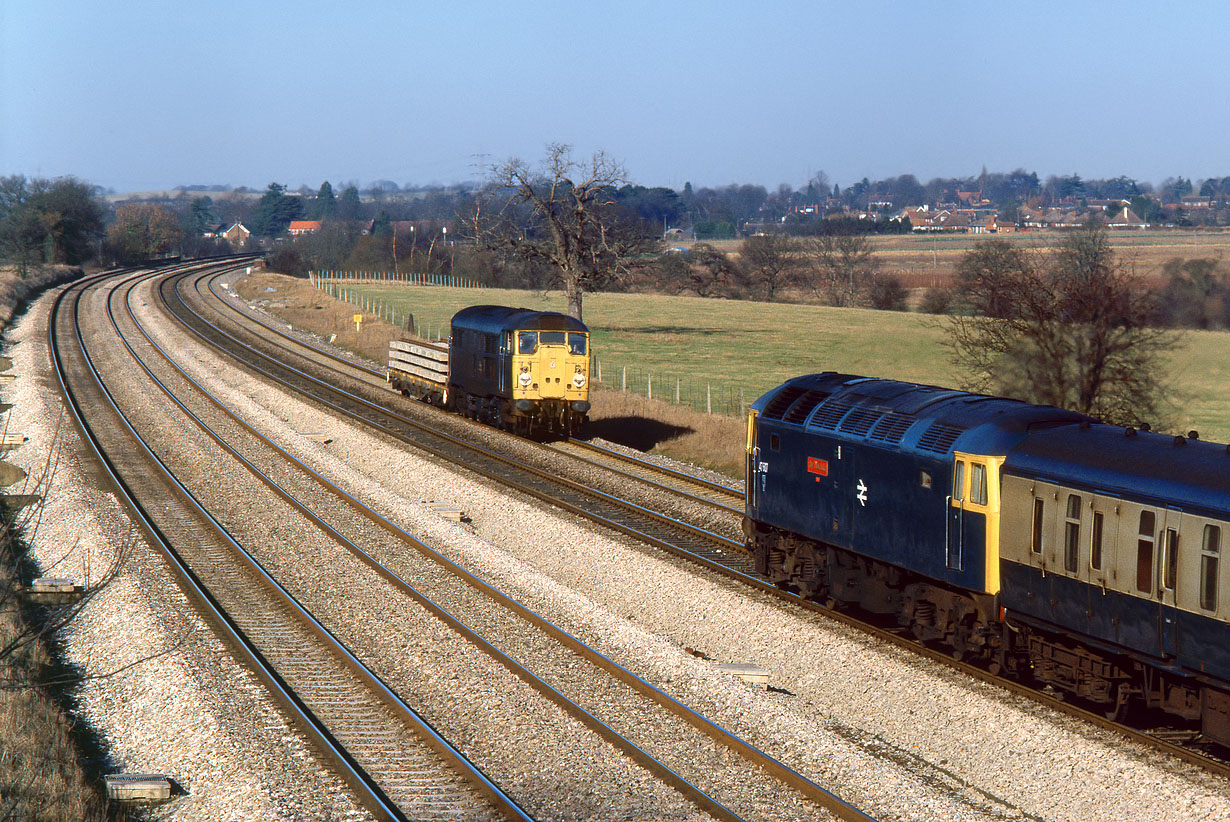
[583,415,693,451]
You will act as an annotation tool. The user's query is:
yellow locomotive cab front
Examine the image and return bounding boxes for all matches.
[512,330,588,402]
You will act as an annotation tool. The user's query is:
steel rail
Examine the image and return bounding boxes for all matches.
[56,265,529,821]
[121,275,767,822]
[133,271,881,822]
[203,272,746,511]
[182,268,1230,779]
[194,269,1230,782]
[169,273,751,562]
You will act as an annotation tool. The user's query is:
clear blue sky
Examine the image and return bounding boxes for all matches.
[3,0,1227,194]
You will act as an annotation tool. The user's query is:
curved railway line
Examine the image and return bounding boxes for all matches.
[181,266,1230,782]
[54,262,527,821]
[60,262,884,820]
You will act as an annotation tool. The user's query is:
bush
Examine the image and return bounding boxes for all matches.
[266,247,306,277]
[869,275,907,311]
[921,287,954,315]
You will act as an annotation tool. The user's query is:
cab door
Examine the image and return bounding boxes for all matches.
[947,458,966,572]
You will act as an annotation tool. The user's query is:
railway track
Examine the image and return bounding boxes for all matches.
[177,267,1230,780]
[55,263,528,822]
[118,268,878,820]
[203,274,747,519]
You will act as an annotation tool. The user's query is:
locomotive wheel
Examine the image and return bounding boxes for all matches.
[1103,684,1132,722]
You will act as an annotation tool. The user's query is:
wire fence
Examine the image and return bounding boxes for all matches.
[313,276,748,417]
[591,361,748,418]
[313,279,453,340]
[309,269,485,289]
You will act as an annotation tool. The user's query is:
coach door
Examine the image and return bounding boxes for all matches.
[1156,510,1181,657]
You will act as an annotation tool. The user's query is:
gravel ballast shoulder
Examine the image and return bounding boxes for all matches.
[5,285,372,821]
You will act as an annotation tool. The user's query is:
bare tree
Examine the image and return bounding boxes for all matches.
[739,233,799,301]
[468,144,652,321]
[946,228,1178,425]
[686,243,748,298]
[803,233,879,306]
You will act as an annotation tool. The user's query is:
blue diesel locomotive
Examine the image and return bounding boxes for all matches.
[744,372,1230,744]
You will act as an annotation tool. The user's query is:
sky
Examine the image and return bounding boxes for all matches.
[3,1,1229,195]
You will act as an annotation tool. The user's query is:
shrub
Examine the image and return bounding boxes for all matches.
[869,274,908,311]
[921,287,954,315]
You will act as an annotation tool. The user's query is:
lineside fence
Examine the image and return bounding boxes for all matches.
[310,274,452,340]
[309,269,485,289]
[309,271,749,417]
[590,363,749,418]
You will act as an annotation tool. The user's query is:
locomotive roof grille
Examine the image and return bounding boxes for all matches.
[838,406,884,436]
[782,390,831,424]
[916,422,967,454]
[868,412,917,444]
[811,398,856,430]
[761,385,807,420]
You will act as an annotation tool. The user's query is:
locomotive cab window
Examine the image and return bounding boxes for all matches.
[1137,511,1156,594]
[952,461,965,502]
[1200,524,1221,612]
[517,332,538,354]
[539,331,566,345]
[969,463,988,506]
[568,333,587,355]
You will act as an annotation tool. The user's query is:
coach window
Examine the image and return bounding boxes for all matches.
[1163,527,1179,592]
[952,461,965,502]
[970,463,988,506]
[1136,511,1156,593]
[1064,494,1081,573]
[1031,498,1045,554]
[1090,511,1105,571]
[1200,525,1221,611]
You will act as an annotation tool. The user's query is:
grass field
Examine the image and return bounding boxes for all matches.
[306,278,1230,445]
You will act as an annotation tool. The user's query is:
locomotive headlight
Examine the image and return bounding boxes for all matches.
[572,372,586,388]
[518,370,532,387]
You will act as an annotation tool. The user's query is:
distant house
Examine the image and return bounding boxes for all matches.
[1107,207,1148,230]
[220,222,251,247]
[202,223,227,239]
[1180,195,1211,210]
[288,220,322,236]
